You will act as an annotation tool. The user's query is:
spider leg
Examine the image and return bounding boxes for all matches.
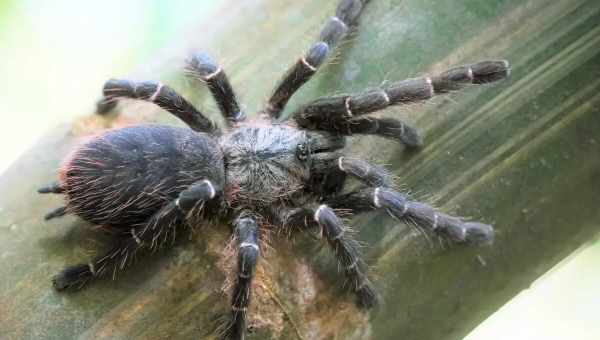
[95,96,118,115]
[37,181,64,194]
[185,53,245,125]
[279,205,378,308]
[342,117,422,147]
[264,0,370,119]
[44,206,67,221]
[328,188,493,245]
[328,157,493,244]
[218,213,259,340]
[294,60,510,145]
[38,182,68,220]
[52,179,220,290]
[98,79,218,133]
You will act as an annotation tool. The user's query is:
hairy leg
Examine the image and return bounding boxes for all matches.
[186,53,245,125]
[324,157,493,244]
[277,204,378,308]
[38,182,68,220]
[98,79,218,133]
[265,0,371,118]
[44,206,67,221]
[52,179,220,290]
[38,181,64,194]
[218,213,260,340]
[295,60,510,145]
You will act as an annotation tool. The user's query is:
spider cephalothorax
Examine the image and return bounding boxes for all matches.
[222,123,322,205]
[39,0,509,339]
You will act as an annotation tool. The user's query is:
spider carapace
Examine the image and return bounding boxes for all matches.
[39,0,510,338]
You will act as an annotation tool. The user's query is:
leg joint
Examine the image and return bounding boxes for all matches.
[88,262,96,276]
[149,82,163,102]
[231,306,247,312]
[373,187,382,208]
[314,204,329,223]
[131,228,143,245]
[331,15,348,30]
[301,57,318,72]
[202,179,216,199]
[240,242,259,251]
[344,96,353,117]
[202,66,222,81]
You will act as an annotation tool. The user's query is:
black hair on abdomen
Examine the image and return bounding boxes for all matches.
[60,125,224,227]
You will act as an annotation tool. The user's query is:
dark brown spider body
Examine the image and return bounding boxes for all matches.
[60,125,225,228]
[60,121,343,230]
[39,0,510,339]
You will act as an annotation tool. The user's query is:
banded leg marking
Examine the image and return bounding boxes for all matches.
[294,60,509,145]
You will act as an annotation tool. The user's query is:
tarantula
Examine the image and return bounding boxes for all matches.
[39,0,509,338]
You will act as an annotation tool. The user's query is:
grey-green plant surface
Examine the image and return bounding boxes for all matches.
[1,0,599,339]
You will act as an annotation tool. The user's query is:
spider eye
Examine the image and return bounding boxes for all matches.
[296,142,309,161]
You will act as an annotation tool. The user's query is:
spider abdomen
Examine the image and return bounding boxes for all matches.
[60,124,224,227]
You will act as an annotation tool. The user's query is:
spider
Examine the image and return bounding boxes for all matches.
[38,0,509,339]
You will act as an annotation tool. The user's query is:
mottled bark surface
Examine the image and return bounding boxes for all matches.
[1,0,599,339]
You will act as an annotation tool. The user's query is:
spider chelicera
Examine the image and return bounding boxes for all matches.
[39,0,509,338]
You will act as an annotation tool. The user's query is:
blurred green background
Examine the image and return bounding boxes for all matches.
[0,0,222,172]
[1,0,599,339]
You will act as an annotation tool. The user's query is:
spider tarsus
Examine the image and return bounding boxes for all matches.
[398,122,423,147]
[52,264,92,291]
[214,312,245,340]
[187,52,220,79]
[356,280,379,309]
[95,96,118,115]
[229,313,246,340]
[37,182,64,194]
[372,118,422,147]
[454,222,494,245]
[44,206,67,220]
[336,0,366,25]
[470,60,511,84]
[432,59,511,93]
